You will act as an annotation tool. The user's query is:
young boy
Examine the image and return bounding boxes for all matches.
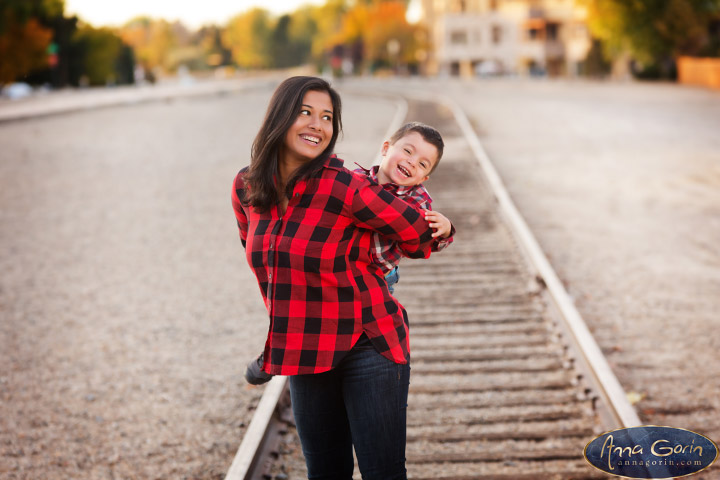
[245,122,455,385]
[353,121,454,295]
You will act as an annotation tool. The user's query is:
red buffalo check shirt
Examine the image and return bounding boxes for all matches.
[354,164,455,274]
[231,155,437,375]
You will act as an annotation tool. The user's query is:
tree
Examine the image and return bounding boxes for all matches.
[120,17,177,73]
[0,0,67,84]
[582,0,720,76]
[307,0,349,61]
[0,13,53,84]
[223,8,272,69]
[323,0,423,74]
[72,24,133,85]
[195,24,232,68]
[287,6,318,65]
[363,1,421,70]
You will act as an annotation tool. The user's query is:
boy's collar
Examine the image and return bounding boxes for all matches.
[355,162,422,196]
[354,163,381,183]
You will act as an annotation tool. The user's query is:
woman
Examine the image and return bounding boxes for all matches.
[231,76,436,480]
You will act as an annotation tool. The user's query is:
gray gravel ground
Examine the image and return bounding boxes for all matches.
[3,76,719,478]
[440,78,720,440]
[0,84,395,479]
[347,76,720,478]
[366,77,720,443]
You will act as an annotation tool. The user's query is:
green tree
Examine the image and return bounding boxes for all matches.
[223,8,272,69]
[308,0,348,61]
[287,6,318,65]
[582,0,720,74]
[72,24,133,85]
[270,15,295,68]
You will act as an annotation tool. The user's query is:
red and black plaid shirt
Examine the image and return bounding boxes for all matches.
[354,164,455,274]
[231,155,437,375]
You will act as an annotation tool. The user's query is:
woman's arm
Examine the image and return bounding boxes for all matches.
[231,170,249,249]
[350,180,436,259]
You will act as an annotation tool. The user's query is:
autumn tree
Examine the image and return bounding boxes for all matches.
[120,17,177,73]
[0,0,65,84]
[324,0,424,74]
[581,0,720,76]
[0,14,52,84]
[364,1,421,71]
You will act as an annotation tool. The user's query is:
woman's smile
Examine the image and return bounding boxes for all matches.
[283,90,334,165]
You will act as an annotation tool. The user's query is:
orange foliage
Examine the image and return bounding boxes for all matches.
[330,1,421,68]
[0,14,53,84]
[364,2,414,61]
[119,18,176,71]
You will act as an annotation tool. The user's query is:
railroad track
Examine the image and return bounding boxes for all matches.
[225,92,640,480]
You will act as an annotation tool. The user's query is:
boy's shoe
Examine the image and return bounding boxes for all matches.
[245,353,273,385]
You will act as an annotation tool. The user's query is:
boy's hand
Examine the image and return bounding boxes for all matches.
[423,209,452,239]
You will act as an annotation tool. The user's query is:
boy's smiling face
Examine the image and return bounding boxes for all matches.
[376,131,439,187]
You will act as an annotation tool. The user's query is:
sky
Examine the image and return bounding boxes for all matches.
[64,0,329,29]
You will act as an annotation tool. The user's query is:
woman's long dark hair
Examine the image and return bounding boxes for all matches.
[243,76,343,212]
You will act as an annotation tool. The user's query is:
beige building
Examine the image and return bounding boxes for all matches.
[418,0,592,77]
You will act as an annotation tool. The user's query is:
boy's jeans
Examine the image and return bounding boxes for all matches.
[289,344,410,480]
[384,266,400,294]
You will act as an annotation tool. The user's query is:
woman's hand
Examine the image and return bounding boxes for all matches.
[423,209,452,238]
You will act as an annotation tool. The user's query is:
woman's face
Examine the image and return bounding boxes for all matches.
[282,90,334,166]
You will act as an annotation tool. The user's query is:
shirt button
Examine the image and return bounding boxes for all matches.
[268,273,272,279]
[269,243,273,249]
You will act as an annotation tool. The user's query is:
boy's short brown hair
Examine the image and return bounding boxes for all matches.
[388,122,444,174]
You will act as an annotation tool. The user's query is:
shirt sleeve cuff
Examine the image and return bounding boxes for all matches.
[432,223,456,251]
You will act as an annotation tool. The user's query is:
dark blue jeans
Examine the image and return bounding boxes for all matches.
[289,343,410,480]
[384,266,400,295]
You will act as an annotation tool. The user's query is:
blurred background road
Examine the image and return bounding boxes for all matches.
[0,79,397,478]
[2,0,720,477]
[1,75,719,478]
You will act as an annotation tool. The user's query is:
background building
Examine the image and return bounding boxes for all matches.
[418,0,592,77]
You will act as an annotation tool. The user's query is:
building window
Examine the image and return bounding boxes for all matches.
[450,30,468,45]
[546,22,559,41]
[527,27,542,40]
[492,25,502,44]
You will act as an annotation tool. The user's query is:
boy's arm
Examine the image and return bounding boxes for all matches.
[423,209,455,251]
[348,178,435,260]
[390,185,456,254]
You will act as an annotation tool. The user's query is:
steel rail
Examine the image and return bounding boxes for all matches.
[225,85,642,480]
[224,377,287,480]
[436,92,642,430]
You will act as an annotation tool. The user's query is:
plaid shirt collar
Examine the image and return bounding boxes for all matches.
[354,164,424,198]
